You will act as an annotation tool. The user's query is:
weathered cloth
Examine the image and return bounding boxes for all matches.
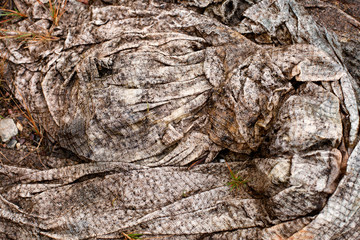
[1,0,360,239]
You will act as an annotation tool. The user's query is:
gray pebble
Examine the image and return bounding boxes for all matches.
[0,118,19,142]
[7,139,17,149]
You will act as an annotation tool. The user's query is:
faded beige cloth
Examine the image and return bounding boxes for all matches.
[1,0,360,239]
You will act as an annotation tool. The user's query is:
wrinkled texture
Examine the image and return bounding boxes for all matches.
[1,0,360,239]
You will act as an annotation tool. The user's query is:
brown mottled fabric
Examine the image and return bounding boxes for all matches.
[1,0,360,239]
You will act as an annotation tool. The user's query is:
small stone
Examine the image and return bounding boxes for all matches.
[16,143,21,149]
[16,122,23,132]
[219,159,226,163]
[19,138,25,144]
[0,118,19,142]
[7,139,17,149]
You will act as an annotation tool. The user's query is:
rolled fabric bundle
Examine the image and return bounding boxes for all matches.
[0,0,359,239]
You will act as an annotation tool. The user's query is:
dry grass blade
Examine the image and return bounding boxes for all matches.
[122,232,143,240]
[0,8,27,18]
[225,161,248,191]
[36,0,67,26]
[54,0,68,26]
[0,28,58,41]
[0,8,27,24]
[0,150,9,164]
[0,6,57,42]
